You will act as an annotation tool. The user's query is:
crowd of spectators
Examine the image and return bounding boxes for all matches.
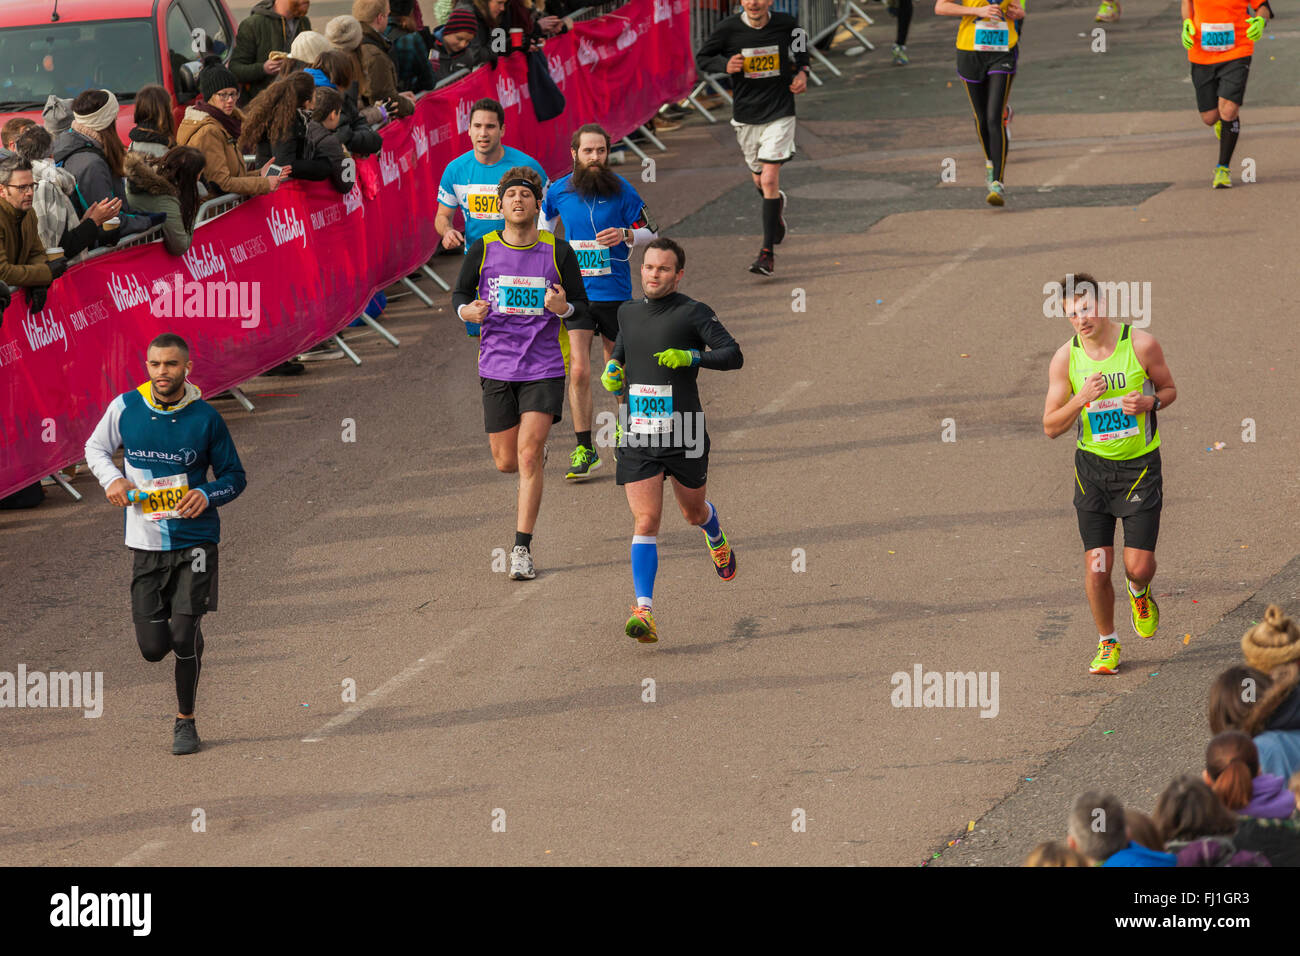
[1027,605,1300,866]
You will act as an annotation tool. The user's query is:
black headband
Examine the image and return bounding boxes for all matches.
[498,178,542,201]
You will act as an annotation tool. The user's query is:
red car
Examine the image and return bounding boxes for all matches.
[0,0,237,145]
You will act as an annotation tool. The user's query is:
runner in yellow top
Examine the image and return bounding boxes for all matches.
[1042,274,1178,676]
[934,0,1026,206]
[1182,0,1272,187]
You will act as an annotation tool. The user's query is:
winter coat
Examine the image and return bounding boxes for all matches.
[252,111,329,181]
[433,32,491,82]
[229,0,314,101]
[176,106,273,197]
[30,159,99,256]
[385,15,437,93]
[123,153,192,256]
[305,120,351,194]
[0,199,54,287]
[127,126,172,158]
[1241,773,1299,820]
[1234,815,1300,866]
[50,129,151,236]
[359,25,415,116]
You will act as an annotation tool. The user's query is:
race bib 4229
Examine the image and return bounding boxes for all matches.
[741,45,780,79]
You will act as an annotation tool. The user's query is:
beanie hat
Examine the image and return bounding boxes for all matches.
[72,90,119,131]
[443,8,478,36]
[42,94,74,135]
[1242,605,1300,672]
[326,15,364,51]
[199,63,239,101]
[290,30,333,65]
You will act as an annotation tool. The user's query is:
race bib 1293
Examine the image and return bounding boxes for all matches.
[628,383,673,434]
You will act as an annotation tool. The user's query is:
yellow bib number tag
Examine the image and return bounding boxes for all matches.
[140,474,189,522]
[466,184,501,220]
[742,45,780,79]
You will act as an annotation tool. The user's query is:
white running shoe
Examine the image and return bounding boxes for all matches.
[509,545,536,580]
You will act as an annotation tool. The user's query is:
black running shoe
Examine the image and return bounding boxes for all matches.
[774,189,787,244]
[172,717,201,755]
[749,249,774,276]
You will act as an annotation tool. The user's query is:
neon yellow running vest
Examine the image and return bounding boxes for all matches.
[1068,324,1160,461]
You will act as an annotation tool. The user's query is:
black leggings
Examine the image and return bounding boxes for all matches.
[135,614,205,715]
[963,72,1014,182]
[896,0,914,46]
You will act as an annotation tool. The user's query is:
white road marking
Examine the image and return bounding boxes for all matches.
[730,380,812,443]
[113,840,167,867]
[302,577,555,742]
[867,235,994,327]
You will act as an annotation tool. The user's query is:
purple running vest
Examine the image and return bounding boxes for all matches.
[477,231,565,382]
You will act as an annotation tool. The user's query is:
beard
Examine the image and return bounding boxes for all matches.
[571,160,622,198]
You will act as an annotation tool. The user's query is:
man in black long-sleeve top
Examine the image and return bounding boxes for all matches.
[696,0,809,277]
[598,238,743,645]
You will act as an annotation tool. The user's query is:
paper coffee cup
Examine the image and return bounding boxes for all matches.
[104,216,120,231]
[46,246,64,260]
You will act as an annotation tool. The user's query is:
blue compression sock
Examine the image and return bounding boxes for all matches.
[631,535,658,608]
[700,501,723,546]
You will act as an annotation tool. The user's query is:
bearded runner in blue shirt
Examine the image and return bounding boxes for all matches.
[540,123,658,482]
[85,334,246,756]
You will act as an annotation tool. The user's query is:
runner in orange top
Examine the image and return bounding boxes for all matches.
[1181,0,1273,187]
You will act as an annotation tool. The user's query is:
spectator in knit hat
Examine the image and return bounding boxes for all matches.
[354,1,417,116]
[326,16,370,116]
[230,0,315,103]
[50,90,154,236]
[176,61,291,197]
[434,7,490,81]
[289,29,334,70]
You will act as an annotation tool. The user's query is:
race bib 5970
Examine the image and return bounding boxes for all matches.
[465,184,501,220]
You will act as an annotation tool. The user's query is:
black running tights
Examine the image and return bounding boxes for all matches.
[135,614,205,715]
[963,72,1014,182]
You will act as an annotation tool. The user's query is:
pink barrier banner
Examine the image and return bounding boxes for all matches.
[0,0,692,500]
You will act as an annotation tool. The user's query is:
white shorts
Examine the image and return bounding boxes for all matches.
[731,116,797,173]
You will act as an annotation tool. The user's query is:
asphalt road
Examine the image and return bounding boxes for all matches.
[2,0,1298,866]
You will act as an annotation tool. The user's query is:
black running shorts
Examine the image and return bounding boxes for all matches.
[565,300,622,341]
[957,47,1018,83]
[481,376,565,432]
[1073,447,1162,552]
[1192,56,1250,112]
[616,434,710,490]
[131,542,219,621]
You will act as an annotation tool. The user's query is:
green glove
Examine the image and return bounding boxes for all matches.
[1246,15,1265,40]
[601,360,624,392]
[1181,18,1195,49]
[654,348,700,370]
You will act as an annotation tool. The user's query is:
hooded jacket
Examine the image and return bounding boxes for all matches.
[30,158,100,256]
[304,120,350,194]
[1240,773,1299,820]
[50,129,151,236]
[1168,836,1271,867]
[359,24,415,116]
[230,0,315,100]
[176,106,273,197]
[123,153,192,256]
[253,111,340,187]
[128,126,172,158]
[0,197,54,287]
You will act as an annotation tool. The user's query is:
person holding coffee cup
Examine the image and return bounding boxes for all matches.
[13,123,121,257]
[0,156,68,314]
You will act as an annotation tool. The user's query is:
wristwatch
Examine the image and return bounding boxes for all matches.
[1151,396,1162,412]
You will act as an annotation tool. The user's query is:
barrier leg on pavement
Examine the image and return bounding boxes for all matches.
[226,387,256,412]
[401,276,435,308]
[638,125,668,152]
[359,313,401,347]
[685,85,717,123]
[334,334,362,366]
[421,263,451,292]
[838,3,875,49]
[48,472,83,501]
[620,136,652,165]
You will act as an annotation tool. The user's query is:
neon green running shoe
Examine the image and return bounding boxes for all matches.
[1212,165,1231,188]
[625,604,658,643]
[706,530,737,581]
[1089,639,1121,675]
[1128,583,1159,638]
[1214,119,1222,140]
[565,444,601,481]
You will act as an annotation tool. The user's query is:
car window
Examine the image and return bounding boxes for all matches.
[180,0,231,57]
[165,2,195,92]
[0,20,160,108]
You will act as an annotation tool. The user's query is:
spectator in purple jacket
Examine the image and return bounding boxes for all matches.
[1204,731,1298,820]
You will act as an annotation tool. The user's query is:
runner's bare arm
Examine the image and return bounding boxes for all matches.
[1043,343,1097,438]
[1132,330,1176,412]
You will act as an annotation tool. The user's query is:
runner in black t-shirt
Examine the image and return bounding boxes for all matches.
[696,0,810,277]
[599,238,744,644]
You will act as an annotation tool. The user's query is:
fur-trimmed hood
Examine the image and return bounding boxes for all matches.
[123,151,179,197]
